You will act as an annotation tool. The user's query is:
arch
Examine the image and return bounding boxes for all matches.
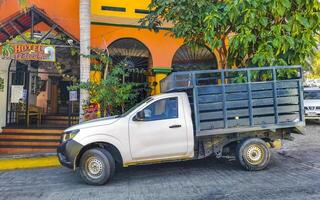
[172,44,218,72]
[107,38,152,83]
[107,37,153,70]
[107,38,153,101]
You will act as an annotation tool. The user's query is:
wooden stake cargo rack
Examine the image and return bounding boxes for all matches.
[160,66,305,136]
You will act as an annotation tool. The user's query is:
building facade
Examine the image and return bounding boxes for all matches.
[0,0,221,130]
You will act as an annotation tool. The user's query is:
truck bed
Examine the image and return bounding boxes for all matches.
[160,66,305,136]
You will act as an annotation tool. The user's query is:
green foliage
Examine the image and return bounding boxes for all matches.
[1,43,14,57]
[82,48,110,73]
[306,50,320,79]
[142,0,320,68]
[75,64,139,116]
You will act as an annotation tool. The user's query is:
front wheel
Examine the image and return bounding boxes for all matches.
[236,138,271,171]
[79,148,115,185]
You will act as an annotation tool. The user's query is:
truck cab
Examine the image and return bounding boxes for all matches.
[58,92,195,185]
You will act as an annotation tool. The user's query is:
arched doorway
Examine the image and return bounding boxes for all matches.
[107,38,152,101]
[172,44,218,71]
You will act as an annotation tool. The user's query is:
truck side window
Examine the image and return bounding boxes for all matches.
[142,97,178,121]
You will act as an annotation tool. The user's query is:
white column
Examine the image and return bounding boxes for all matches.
[79,0,91,122]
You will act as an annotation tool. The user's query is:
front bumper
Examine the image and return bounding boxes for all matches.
[57,139,83,169]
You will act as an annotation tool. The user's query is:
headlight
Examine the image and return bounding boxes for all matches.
[63,129,80,141]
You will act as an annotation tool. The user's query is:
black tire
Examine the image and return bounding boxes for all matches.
[79,148,115,185]
[236,138,270,171]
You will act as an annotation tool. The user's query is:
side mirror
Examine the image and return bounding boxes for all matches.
[134,110,145,121]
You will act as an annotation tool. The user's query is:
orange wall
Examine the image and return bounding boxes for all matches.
[0,1,220,69]
[0,1,184,68]
[0,0,80,39]
[91,24,184,68]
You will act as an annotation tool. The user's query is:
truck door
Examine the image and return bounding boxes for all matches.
[129,97,188,160]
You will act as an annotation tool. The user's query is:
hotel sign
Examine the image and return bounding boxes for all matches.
[1,43,56,62]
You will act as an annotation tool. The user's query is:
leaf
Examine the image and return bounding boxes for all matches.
[280,0,291,9]
[259,17,268,27]
[296,15,310,28]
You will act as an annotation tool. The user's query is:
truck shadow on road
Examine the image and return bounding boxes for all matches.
[63,152,283,186]
[106,154,281,185]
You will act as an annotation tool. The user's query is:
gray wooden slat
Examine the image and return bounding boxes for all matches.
[278,96,299,105]
[279,113,300,123]
[253,116,275,125]
[199,100,249,111]
[252,105,299,116]
[253,106,274,116]
[199,111,224,120]
[278,105,300,113]
[276,81,298,89]
[253,113,299,125]
[199,102,223,111]
[200,108,249,121]
[200,118,250,130]
[197,85,222,95]
[277,88,298,97]
[227,100,249,109]
[252,98,274,106]
[198,94,223,103]
[251,90,273,99]
[251,82,273,91]
[200,120,225,130]
[225,84,248,93]
[226,93,249,101]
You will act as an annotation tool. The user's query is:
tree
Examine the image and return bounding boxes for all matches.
[90,64,138,116]
[141,0,320,69]
[306,50,320,79]
[79,0,91,121]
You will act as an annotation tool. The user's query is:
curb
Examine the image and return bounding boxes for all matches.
[0,155,61,171]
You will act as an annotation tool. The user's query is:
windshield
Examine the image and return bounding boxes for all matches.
[304,90,320,100]
[121,97,153,117]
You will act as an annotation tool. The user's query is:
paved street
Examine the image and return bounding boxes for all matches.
[0,123,320,200]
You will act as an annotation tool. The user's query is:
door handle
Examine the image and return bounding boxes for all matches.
[169,124,181,128]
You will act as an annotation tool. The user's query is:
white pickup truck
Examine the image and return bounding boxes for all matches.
[58,66,305,185]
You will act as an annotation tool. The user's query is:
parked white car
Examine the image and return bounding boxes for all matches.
[304,87,320,119]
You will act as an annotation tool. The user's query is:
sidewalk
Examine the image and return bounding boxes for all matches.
[0,153,61,171]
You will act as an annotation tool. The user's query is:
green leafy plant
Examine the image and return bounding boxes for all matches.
[1,43,14,57]
[69,48,145,117]
[76,64,139,116]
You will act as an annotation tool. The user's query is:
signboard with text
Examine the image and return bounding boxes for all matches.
[1,43,56,62]
[69,90,78,101]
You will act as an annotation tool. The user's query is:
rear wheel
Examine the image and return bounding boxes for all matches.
[79,148,115,185]
[236,138,270,171]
